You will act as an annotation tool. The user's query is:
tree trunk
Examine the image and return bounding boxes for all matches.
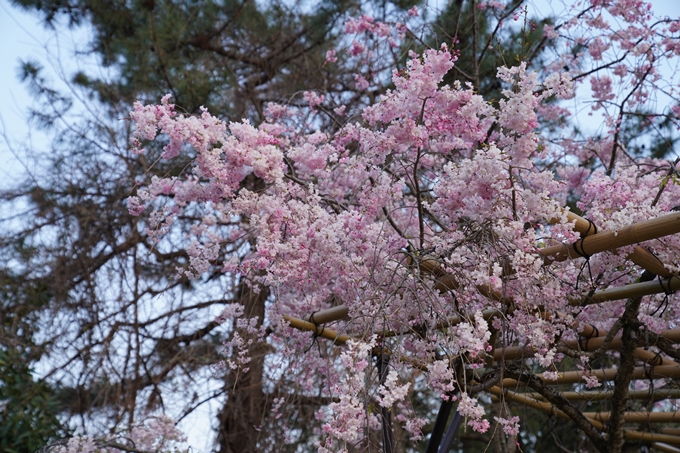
[490,401,516,453]
[606,297,642,453]
[217,281,270,453]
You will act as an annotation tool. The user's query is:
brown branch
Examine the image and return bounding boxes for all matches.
[651,158,680,208]
[606,63,654,176]
[607,297,643,453]
[502,368,608,452]
[645,329,680,362]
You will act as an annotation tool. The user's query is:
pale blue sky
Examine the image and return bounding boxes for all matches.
[2,0,678,182]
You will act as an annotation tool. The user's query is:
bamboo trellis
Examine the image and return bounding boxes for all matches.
[281,210,680,450]
[495,389,680,402]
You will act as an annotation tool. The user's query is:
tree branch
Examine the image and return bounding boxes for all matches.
[607,297,643,453]
[503,367,607,452]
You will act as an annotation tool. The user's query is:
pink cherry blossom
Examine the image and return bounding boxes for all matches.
[124,3,680,448]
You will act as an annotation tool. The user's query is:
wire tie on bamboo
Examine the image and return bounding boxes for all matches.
[573,218,597,289]
[644,360,654,382]
[303,311,326,355]
[309,311,328,340]
[579,325,599,351]
[652,275,677,316]
[304,334,323,354]
[651,349,664,367]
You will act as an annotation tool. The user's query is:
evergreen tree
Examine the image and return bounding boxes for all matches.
[0,348,67,453]
[3,0,416,451]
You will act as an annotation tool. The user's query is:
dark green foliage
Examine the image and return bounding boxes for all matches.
[427,0,555,100]
[0,348,67,453]
[619,110,679,159]
[12,0,366,120]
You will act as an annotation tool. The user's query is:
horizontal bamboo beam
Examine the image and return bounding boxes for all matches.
[503,389,680,402]
[499,364,680,386]
[491,386,680,446]
[302,303,506,339]
[416,257,508,301]
[493,328,680,362]
[417,246,678,311]
[304,306,349,325]
[572,329,680,353]
[300,275,680,347]
[584,411,680,424]
[304,274,680,331]
[579,276,680,305]
[653,443,680,453]
[301,213,679,334]
[487,385,604,426]
[636,348,678,366]
[554,211,673,278]
[380,308,505,340]
[621,431,680,447]
[283,315,351,344]
[494,345,678,366]
[541,212,680,263]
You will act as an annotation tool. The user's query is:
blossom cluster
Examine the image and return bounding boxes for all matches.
[54,417,187,453]
[125,1,680,449]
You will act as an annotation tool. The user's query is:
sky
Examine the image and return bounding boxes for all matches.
[0,0,86,185]
[0,0,679,450]
[2,0,679,179]
[0,3,218,449]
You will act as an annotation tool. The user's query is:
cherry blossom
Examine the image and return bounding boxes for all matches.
[123,2,680,450]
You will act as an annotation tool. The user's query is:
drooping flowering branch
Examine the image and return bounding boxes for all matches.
[125,1,680,450]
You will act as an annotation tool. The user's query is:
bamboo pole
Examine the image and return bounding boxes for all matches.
[422,261,680,308]
[487,386,602,426]
[578,276,680,305]
[504,389,680,402]
[540,212,680,263]
[416,256,508,300]
[652,443,680,453]
[490,386,680,446]
[553,211,673,278]
[492,329,680,362]
[299,213,680,333]
[415,244,678,310]
[554,211,597,236]
[379,309,505,340]
[620,431,680,447]
[494,344,679,365]
[498,364,680,386]
[283,315,351,344]
[583,411,680,424]
[636,348,678,366]
[298,281,680,350]
[304,305,349,325]
[283,314,430,372]
[571,329,680,351]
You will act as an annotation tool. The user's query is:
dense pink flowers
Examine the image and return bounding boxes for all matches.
[495,415,521,436]
[57,417,187,453]
[125,2,680,448]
